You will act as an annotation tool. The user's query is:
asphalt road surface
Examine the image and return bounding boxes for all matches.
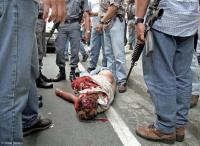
[24,54,200,146]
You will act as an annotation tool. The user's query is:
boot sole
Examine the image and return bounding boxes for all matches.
[37,84,53,89]
[136,130,175,145]
[52,78,66,82]
[23,123,52,136]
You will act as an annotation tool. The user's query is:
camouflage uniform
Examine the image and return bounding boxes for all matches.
[36,2,46,70]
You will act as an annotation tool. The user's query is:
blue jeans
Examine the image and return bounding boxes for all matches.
[80,40,87,56]
[0,0,39,145]
[191,52,200,96]
[103,18,127,84]
[89,26,107,68]
[143,29,194,133]
[127,19,135,47]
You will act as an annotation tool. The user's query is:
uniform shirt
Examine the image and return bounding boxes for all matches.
[66,0,90,19]
[99,0,125,17]
[153,0,199,37]
[88,0,100,26]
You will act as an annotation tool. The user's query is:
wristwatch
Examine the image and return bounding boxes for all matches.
[135,17,144,25]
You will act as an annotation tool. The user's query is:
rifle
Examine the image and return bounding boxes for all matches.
[125,0,164,85]
[46,22,60,44]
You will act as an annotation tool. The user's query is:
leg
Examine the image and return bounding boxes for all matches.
[53,25,68,82]
[190,52,200,108]
[64,37,70,61]
[36,19,53,87]
[103,27,116,78]
[22,80,39,129]
[128,20,134,50]
[69,22,81,81]
[69,22,81,69]
[175,35,194,127]
[55,26,68,68]
[89,27,102,69]
[101,32,107,67]
[23,38,52,136]
[143,29,177,134]
[136,29,179,144]
[80,41,88,62]
[110,18,127,84]
[36,19,46,71]
[0,0,38,145]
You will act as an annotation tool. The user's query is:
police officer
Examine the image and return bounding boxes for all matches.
[53,0,91,82]
[36,1,53,88]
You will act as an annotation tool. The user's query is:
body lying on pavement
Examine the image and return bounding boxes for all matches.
[55,68,116,120]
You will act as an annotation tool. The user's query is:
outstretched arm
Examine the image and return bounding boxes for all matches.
[55,88,81,113]
[55,88,78,103]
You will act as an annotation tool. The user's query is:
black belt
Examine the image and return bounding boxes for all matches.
[64,18,79,24]
[117,14,124,22]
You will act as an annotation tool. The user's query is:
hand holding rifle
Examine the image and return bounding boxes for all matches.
[125,0,164,85]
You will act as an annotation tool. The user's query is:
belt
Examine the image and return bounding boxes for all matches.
[64,18,79,24]
[117,14,124,22]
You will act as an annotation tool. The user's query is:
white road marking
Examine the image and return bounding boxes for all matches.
[106,107,141,146]
[78,63,85,72]
[78,62,141,146]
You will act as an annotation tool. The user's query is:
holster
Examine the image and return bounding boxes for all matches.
[117,14,124,22]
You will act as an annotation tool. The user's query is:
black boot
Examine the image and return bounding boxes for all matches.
[40,71,52,82]
[36,76,53,89]
[69,67,76,82]
[52,67,66,82]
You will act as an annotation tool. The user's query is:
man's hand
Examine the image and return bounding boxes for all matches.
[42,0,66,22]
[135,23,145,43]
[96,23,103,33]
[84,31,91,43]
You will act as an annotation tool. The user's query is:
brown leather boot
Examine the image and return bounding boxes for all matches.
[176,127,185,142]
[190,95,199,108]
[136,125,176,144]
